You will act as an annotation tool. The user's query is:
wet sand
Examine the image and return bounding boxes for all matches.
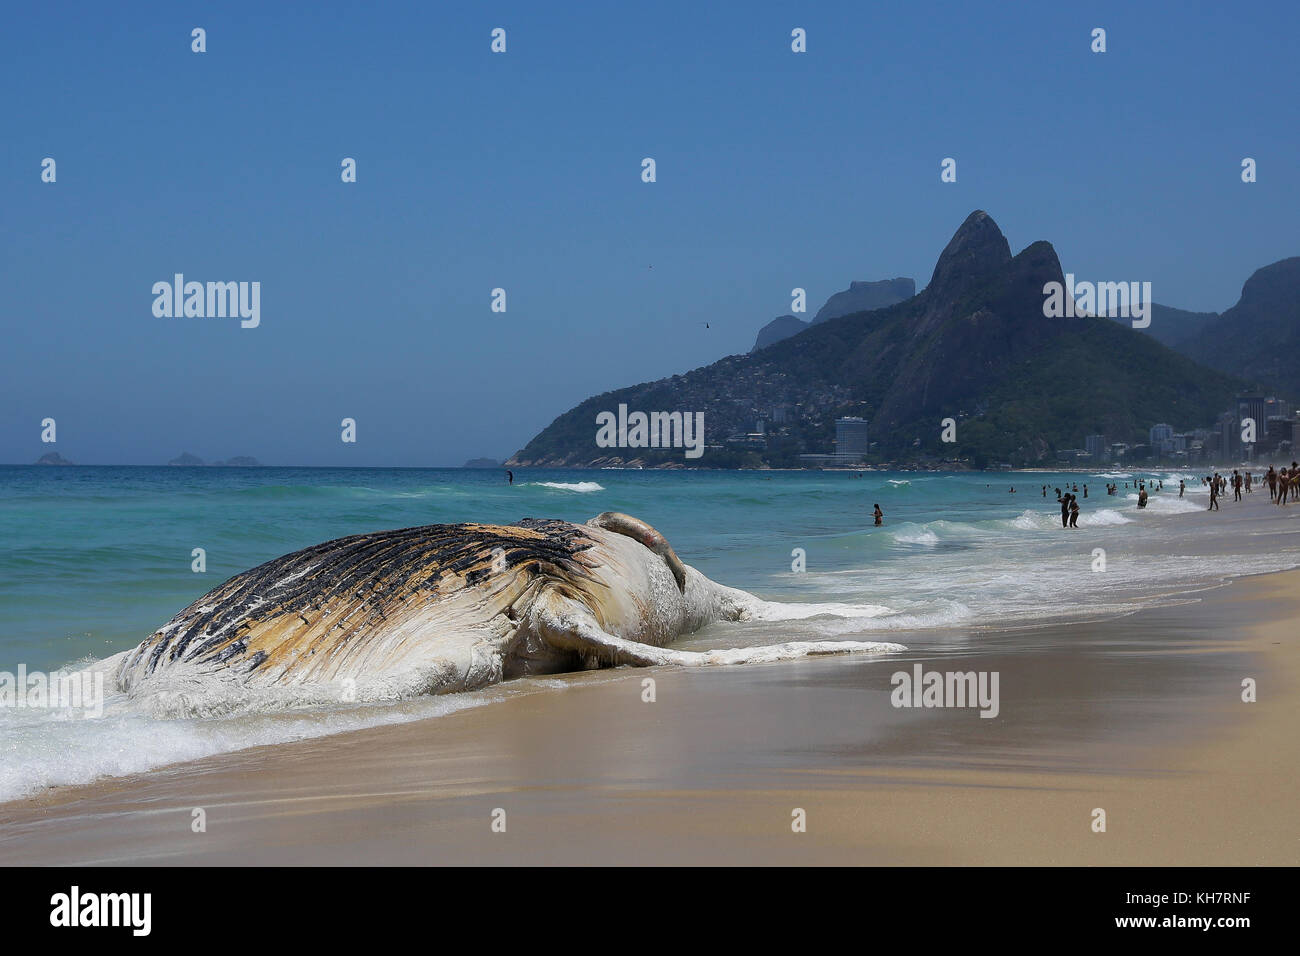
[2,570,1296,865]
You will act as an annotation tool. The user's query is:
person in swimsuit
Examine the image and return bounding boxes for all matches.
[873,504,883,526]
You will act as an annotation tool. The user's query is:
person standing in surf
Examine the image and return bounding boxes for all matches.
[873,504,883,526]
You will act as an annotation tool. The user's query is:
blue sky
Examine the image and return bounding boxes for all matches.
[3,1,1297,465]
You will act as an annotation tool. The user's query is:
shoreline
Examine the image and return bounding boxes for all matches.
[2,565,1295,865]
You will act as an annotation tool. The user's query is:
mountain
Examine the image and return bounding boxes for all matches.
[750,278,916,352]
[35,451,73,465]
[463,457,503,468]
[811,277,916,324]
[167,452,204,466]
[1177,257,1300,395]
[752,315,809,352]
[509,211,1245,468]
[1130,304,1220,349]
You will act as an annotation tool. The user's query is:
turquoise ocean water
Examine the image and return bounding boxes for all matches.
[2,465,1297,800]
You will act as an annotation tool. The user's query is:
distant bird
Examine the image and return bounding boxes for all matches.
[705,323,710,328]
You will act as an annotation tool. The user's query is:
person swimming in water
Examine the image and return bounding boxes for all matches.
[873,504,883,526]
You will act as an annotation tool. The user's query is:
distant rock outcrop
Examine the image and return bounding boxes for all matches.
[811,277,916,325]
[167,452,204,466]
[751,314,809,352]
[463,457,503,468]
[751,279,915,352]
[35,451,74,465]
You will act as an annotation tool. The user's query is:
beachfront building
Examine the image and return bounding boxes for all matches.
[1085,434,1107,462]
[1218,412,1238,462]
[1266,416,1292,452]
[799,416,873,467]
[1238,396,1267,434]
[834,417,870,458]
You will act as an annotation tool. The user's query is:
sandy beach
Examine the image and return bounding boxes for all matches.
[2,561,1296,866]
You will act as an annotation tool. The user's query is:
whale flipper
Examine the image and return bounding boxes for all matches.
[534,593,904,669]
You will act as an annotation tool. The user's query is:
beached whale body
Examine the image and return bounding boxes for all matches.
[115,512,898,712]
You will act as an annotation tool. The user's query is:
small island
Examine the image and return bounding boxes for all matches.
[34,451,74,465]
[463,458,503,469]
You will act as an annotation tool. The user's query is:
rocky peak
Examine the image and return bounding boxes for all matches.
[926,210,1013,298]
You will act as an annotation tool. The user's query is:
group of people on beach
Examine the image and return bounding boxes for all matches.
[871,465,1300,528]
[1047,478,1168,524]
[1205,464,1300,510]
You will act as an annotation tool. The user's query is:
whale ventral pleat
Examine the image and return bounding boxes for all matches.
[138,519,601,677]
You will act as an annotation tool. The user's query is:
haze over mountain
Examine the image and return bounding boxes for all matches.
[751,278,916,352]
[510,211,1247,468]
[1178,257,1300,397]
[752,314,814,353]
[1109,303,1222,349]
[812,278,917,325]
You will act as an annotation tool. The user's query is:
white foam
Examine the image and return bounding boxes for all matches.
[1142,495,1207,515]
[752,600,895,621]
[1079,508,1131,526]
[528,481,605,492]
[686,640,906,666]
[0,689,496,804]
[1011,509,1057,531]
[893,529,939,545]
[1010,506,1128,529]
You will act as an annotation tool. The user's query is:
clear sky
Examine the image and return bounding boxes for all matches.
[3,1,1297,465]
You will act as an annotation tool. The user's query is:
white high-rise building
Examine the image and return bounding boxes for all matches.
[834,417,870,459]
